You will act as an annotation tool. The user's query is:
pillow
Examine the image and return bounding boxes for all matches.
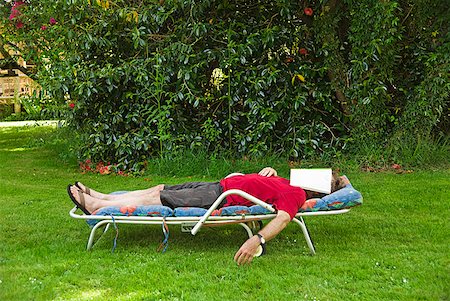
[300,183,363,212]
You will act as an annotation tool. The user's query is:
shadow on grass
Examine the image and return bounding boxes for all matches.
[81,223,255,253]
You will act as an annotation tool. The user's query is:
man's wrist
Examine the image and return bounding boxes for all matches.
[254,233,266,257]
[256,233,266,244]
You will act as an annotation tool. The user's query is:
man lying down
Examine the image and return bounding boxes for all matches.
[68,167,348,265]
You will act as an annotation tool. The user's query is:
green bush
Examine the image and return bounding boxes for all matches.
[1,0,448,170]
[0,104,13,121]
[0,93,65,121]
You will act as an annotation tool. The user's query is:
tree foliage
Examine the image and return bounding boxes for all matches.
[1,0,448,170]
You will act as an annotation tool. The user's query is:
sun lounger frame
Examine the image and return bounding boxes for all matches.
[69,188,350,255]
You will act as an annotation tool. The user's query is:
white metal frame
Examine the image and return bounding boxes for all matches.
[69,188,350,255]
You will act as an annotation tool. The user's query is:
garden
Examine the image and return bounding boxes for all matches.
[0,0,449,300]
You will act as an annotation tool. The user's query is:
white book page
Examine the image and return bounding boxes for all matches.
[290,169,332,194]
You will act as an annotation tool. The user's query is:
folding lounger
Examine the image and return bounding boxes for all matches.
[69,174,362,255]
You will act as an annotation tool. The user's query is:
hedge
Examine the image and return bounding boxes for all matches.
[1,0,448,170]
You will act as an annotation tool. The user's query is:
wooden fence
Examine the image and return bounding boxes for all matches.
[0,74,36,113]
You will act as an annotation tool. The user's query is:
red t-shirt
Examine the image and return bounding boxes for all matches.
[220,174,306,219]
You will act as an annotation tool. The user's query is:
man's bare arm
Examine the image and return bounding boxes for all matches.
[233,210,291,265]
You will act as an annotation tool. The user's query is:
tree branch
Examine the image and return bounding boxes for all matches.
[0,35,34,77]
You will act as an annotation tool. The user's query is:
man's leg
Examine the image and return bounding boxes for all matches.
[69,186,163,213]
[76,182,165,200]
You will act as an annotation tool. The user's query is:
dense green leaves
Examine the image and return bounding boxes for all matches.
[0,0,448,170]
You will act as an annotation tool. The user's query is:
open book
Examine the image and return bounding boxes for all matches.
[290,169,332,194]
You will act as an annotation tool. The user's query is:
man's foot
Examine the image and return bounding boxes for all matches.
[69,185,98,214]
[75,182,109,200]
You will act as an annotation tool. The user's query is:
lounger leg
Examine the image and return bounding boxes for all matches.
[245,220,263,233]
[87,221,111,250]
[238,223,254,239]
[292,217,316,255]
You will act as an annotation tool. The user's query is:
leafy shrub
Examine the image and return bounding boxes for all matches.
[0,92,65,121]
[1,0,448,170]
[0,104,13,121]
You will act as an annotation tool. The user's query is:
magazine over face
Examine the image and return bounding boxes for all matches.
[290,169,332,194]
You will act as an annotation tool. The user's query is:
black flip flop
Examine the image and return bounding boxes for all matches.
[75,181,91,195]
[67,184,91,215]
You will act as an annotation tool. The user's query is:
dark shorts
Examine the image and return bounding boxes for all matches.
[160,182,225,209]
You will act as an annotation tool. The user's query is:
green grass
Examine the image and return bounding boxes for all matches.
[0,126,449,300]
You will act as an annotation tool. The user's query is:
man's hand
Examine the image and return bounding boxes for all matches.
[233,235,260,265]
[258,167,278,177]
[234,211,291,265]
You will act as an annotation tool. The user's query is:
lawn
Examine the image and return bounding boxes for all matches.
[0,126,448,301]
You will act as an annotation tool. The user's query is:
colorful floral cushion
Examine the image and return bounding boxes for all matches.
[87,205,174,227]
[173,206,253,217]
[299,183,362,212]
[173,207,207,217]
[86,181,362,226]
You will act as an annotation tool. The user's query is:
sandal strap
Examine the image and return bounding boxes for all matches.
[78,190,85,208]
